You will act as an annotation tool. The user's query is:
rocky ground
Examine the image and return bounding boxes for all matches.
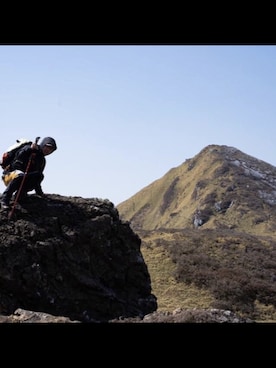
[0,307,255,323]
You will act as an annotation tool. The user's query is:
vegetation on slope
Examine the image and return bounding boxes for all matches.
[140,228,276,321]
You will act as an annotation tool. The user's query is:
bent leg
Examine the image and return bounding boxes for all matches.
[23,172,44,192]
[1,174,24,206]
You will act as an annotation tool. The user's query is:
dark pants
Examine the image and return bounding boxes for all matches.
[2,171,44,204]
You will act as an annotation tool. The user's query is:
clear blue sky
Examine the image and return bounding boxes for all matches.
[1,45,276,206]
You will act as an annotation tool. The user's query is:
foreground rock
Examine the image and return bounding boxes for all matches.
[0,308,80,323]
[0,307,254,323]
[0,194,157,322]
[109,308,255,323]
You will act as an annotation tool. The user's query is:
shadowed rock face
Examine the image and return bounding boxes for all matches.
[0,194,157,322]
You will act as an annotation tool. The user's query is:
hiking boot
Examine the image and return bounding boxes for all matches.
[1,200,10,210]
[1,192,12,210]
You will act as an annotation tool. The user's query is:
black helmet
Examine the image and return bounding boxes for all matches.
[40,137,57,151]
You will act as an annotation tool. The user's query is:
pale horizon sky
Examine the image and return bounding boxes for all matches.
[1,44,276,205]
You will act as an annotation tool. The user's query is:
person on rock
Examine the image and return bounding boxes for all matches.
[1,137,57,209]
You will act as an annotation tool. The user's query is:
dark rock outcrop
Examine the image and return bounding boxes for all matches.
[0,194,157,322]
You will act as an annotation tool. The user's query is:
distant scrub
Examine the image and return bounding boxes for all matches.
[167,229,276,320]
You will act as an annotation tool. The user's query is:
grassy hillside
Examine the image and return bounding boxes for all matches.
[141,233,215,311]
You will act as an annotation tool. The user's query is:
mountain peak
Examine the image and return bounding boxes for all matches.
[117,144,276,235]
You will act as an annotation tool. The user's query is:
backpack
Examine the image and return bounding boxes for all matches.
[1,138,32,171]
